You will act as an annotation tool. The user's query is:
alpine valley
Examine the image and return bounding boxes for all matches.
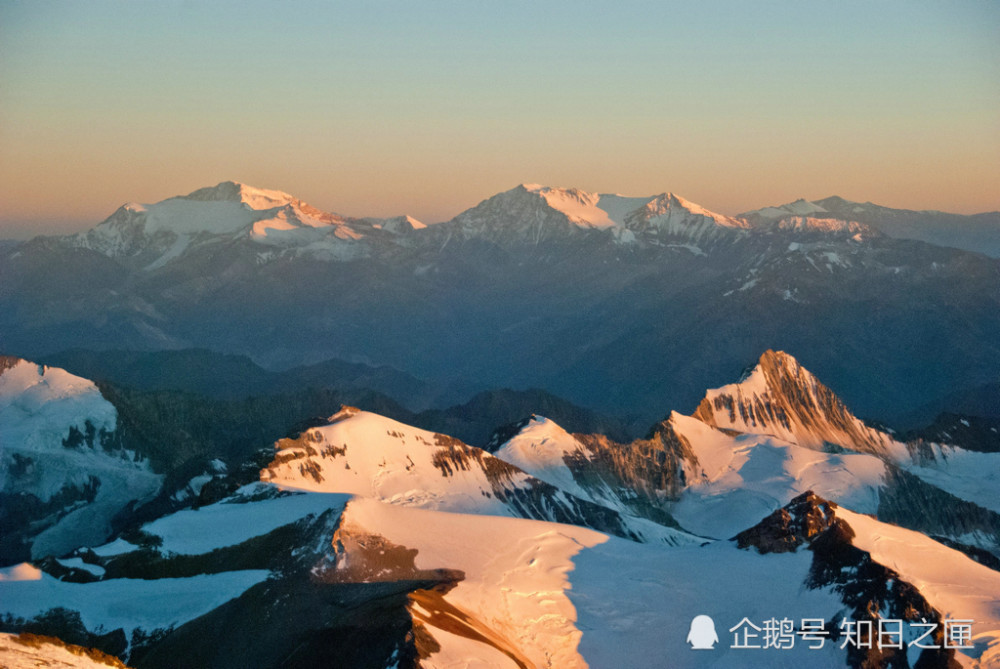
[1,182,999,669]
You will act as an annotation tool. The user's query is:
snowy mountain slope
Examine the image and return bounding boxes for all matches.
[139,485,351,556]
[692,350,1000,519]
[1,482,616,668]
[692,350,904,459]
[671,411,1000,557]
[0,562,269,655]
[666,412,888,539]
[340,492,1000,668]
[491,409,889,539]
[619,191,749,246]
[489,357,1000,557]
[570,516,848,668]
[67,181,422,269]
[0,357,161,563]
[835,505,1000,639]
[742,195,1000,257]
[903,446,1000,514]
[0,485,377,667]
[492,416,593,499]
[491,414,699,527]
[2,468,998,666]
[260,407,699,545]
[444,183,748,247]
[334,496,608,669]
[0,633,131,669]
[748,215,879,240]
[731,492,999,668]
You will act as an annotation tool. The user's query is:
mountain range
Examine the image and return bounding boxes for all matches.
[1,350,998,668]
[2,181,998,430]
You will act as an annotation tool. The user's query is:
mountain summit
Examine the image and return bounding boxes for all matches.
[693,350,897,457]
[446,183,745,245]
[67,181,426,268]
[183,180,299,209]
[743,195,1000,256]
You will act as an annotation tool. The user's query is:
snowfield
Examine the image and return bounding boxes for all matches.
[0,359,162,558]
[0,633,129,669]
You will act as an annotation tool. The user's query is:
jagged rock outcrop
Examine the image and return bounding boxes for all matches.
[737,492,960,669]
[693,350,897,457]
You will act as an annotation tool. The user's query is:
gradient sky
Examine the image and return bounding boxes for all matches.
[1,0,998,238]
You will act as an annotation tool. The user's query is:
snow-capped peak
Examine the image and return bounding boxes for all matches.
[517,184,615,227]
[618,192,749,245]
[183,181,298,210]
[68,181,362,265]
[493,416,591,497]
[448,183,743,247]
[740,198,829,221]
[635,192,747,229]
[692,350,900,458]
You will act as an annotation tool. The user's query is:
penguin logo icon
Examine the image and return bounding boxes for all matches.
[687,614,719,650]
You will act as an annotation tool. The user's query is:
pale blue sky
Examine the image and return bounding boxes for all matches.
[1,0,997,236]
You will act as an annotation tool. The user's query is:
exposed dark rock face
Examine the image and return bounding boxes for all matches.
[558,418,697,526]
[4,501,464,669]
[736,492,960,669]
[734,491,838,553]
[877,466,1000,559]
[904,413,1000,454]
[130,516,445,669]
[0,355,23,374]
[0,478,101,565]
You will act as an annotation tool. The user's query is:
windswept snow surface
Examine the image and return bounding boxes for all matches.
[669,412,887,539]
[522,184,617,228]
[143,487,350,555]
[838,507,1000,633]
[0,570,269,641]
[0,633,129,669]
[493,416,590,499]
[342,497,608,669]
[261,409,529,515]
[569,536,846,668]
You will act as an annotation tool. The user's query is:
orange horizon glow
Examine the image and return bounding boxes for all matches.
[1,1,998,238]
